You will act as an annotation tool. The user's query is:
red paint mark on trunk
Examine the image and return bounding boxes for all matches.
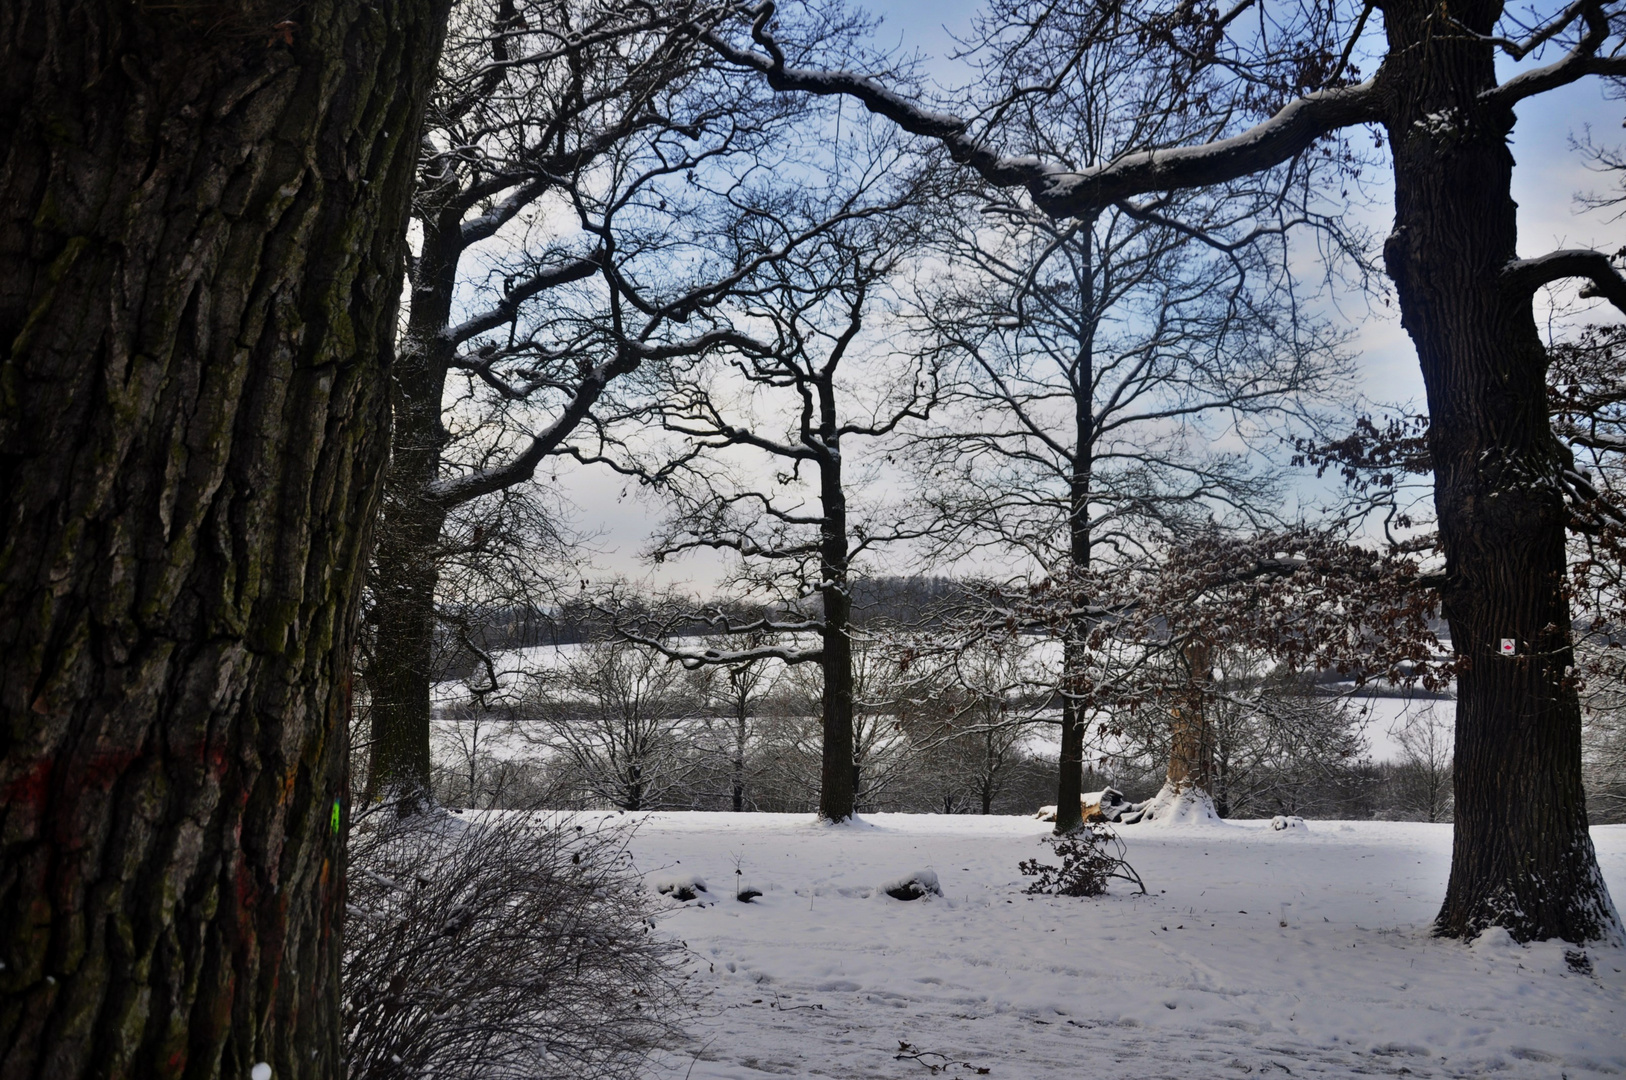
[3,757,53,806]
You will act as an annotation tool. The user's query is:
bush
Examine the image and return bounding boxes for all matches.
[1018,825,1146,897]
[344,809,687,1080]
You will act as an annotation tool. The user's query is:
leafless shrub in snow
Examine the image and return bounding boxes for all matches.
[344,808,688,1080]
[1018,825,1145,897]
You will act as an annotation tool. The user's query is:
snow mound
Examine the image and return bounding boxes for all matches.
[651,874,709,902]
[1470,926,1518,954]
[814,814,879,830]
[1137,783,1224,827]
[1270,815,1308,832]
[880,869,941,901]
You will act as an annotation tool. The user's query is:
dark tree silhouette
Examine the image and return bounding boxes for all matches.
[618,202,937,822]
[1,0,449,1074]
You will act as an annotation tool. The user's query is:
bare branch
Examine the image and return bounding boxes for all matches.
[701,3,1063,191]
[704,2,1380,216]
[1503,249,1626,314]
[444,254,602,347]
[617,628,825,668]
[1484,0,1626,107]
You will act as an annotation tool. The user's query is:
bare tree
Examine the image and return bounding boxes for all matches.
[915,197,1350,828]
[366,0,849,808]
[429,703,550,810]
[617,194,940,821]
[1581,686,1626,823]
[520,638,704,811]
[704,0,1626,942]
[872,0,1358,833]
[896,642,1042,814]
[688,640,780,811]
[1392,706,1455,823]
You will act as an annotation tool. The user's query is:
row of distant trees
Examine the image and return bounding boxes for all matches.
[391,632,1485,823]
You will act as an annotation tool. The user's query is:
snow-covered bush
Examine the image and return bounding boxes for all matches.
[882,869,942,901]
[1018,825,1146,897]
[344,810,686,1080]
[652,873,709,902]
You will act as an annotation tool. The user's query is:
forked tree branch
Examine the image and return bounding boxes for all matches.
[426,327,775,509]
[701,4,1063,191]
[615,626,826,668]
[445,254,602,346]
[1483,0,1626,106]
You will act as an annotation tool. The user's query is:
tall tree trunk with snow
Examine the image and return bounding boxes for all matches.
[0,0,448,1074]
[1382,0,1612,940]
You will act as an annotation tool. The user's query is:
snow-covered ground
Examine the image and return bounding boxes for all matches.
[626,812,1626,1079]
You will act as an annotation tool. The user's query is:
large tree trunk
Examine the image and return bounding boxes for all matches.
[1382,0,1617,942]
[0,0,448,1075]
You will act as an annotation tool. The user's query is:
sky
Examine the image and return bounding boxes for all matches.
[548,0,1626,592]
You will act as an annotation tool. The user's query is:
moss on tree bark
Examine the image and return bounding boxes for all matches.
[0,0,449,1074]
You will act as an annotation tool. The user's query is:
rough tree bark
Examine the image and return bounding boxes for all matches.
[1380,0,1615,941]
[0,0,448,1075]
[1166,640,1215,794]
[364,209,460,807]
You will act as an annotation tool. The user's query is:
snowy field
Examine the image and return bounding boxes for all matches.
[624,813,1626,1079]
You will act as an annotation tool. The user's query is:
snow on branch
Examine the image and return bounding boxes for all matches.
[628,634,826,669]
[1502,249,1626,315]
[444,253,602,347]
[1562,427,1626,453]
[700,3,1062,192]
[1034,80,1382,216]
[613,614,826,669]
[703,1,1381,217]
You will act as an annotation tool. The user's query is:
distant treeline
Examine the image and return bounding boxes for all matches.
[433,575,977,676]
